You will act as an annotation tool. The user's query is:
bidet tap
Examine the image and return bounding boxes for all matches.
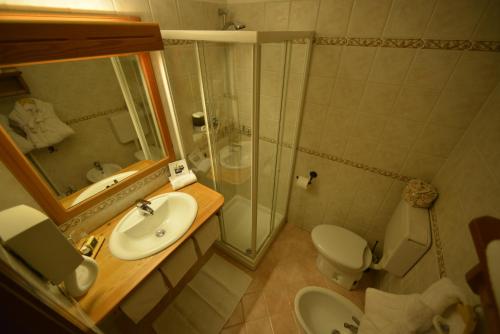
[136,199,154,216]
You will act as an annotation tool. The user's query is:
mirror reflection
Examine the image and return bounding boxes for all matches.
[0,55,166,208]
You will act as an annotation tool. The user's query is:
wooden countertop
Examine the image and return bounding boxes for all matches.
[77,182,224,324]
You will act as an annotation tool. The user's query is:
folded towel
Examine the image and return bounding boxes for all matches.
[9,98,74,149]
[359,278,468,334]
[0,114,34,153]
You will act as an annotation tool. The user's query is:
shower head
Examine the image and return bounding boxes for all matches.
[223,22,246,30]
[218,8,245,30]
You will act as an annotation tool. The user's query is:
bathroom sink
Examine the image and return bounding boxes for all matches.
[71,171,137,206]
[219,141,251,170]
[86,163,122,183]
[108,192,198,260]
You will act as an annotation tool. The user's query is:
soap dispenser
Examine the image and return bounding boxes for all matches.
[0,205,98,297]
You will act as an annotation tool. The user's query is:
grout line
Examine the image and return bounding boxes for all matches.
[468,0,491,41]
[379,0,396,38]
[420,0,440,40]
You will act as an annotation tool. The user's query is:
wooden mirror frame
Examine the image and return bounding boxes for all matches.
[0,12,176,224]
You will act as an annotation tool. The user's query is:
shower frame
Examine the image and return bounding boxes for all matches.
[161,30,313,268]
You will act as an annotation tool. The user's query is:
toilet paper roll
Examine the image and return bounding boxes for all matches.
[296,176,310,189]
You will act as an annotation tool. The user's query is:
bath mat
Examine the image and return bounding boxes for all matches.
[153,254,251,334]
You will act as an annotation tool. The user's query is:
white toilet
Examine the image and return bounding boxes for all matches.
[311,199,430,290]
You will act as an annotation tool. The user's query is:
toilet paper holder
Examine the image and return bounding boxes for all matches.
[296,171,318,185]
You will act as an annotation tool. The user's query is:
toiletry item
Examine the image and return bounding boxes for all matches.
[168,159,189,177]
[63,255,99,298]
[296,176,310,189]
[296,171,318,190]
[169,170,197,190]
[0,205,82,284]
[192,111,205,132]
[79,235,99,257]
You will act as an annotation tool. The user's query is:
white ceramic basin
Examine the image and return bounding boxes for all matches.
[219,141,251,170]
[295,286,363,334]
[71,171,137,206]
[109,192,198,260]
[86,163,122,183]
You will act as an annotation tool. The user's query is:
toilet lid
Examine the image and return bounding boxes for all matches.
[312,225,368,271]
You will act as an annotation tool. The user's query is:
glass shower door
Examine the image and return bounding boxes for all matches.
[197,41,255,255]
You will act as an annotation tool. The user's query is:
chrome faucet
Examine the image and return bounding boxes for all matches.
[94,161,103,172]
[136,199,154,216]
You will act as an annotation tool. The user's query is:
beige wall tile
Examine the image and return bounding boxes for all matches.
[401,152,445,181]
[343,137,378,164]
[350,112,389,141]
[228,2,266,30]
[315,0,354,36]
[309,45,342,77]
[446,52,500,95]
[413,124,465,157]
[347,0,393,37]
[330,78,366,109]
[113,0,152,20]
[394,86,440,122]
[472,0,500,41]
[305,75,335,105]
[337,46,377,81]
[430,88,490,129]
[379,118,424,150]
[405,50,460,90]
[424,0,488,39]
[383,0,437,38]
[265,1,290,31]
[288,0,320,30]
[150,0,180,29]
[359,83,400,116]
[370,145,409,173]
[369,48,416,85]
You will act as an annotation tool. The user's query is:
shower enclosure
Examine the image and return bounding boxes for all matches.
[161,30,313,268]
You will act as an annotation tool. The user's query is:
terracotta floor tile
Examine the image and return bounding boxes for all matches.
[264,289,292,315]
[221,324,247,334]
[241,292,268,321]
[269,312,299,334]
[245,318,273,334]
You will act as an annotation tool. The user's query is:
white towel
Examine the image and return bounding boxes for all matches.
[9,98,74,149]
[0,114,34,154]
[359,278,467,334]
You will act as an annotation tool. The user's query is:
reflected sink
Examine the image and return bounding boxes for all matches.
[71,171,137,206]
[87,163,122,183]
[109,192,198,260]
[219,141,251,170]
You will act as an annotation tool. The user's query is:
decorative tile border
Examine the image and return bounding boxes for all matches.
[429,207,447,278]
[314,36,500,52]
[59,166,168,234]
[235,124,412,182]
[164,37,500,52]
[64,106,126,125]
[164,39,195,46]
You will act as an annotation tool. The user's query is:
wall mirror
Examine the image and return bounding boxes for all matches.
[1,56,166,208]
[0,12,175,224]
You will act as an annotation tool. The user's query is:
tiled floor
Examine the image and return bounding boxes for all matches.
[220,223,371,334]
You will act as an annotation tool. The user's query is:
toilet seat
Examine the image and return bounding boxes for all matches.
[312,225,372,271]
